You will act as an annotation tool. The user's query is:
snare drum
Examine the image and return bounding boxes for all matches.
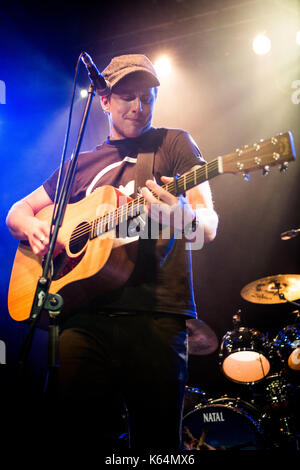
[182,397,265,450]
[273,324,300,371]
[219,327,271,384]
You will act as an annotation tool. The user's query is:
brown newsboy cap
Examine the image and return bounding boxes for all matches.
[101,54,160,94]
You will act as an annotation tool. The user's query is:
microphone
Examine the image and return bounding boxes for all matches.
[81,52,109,95]
[280,228,300,240]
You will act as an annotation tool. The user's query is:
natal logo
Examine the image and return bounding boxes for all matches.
[203,412,225,423]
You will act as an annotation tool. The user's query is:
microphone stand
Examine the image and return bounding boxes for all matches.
[17,83,96,399]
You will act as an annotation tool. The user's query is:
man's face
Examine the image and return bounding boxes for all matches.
[101,74,157,140]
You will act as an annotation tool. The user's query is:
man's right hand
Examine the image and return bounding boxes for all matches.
[6,185,65,256]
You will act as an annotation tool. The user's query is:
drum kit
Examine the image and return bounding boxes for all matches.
[184,274,300,451]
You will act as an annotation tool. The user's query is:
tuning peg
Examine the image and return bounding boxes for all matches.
[262,165,270,176]
[280,162,289,172]
[242,172,250,182]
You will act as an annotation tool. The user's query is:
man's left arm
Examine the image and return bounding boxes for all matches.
[184,180,218,244]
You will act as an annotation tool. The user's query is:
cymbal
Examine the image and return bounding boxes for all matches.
[241,274,300,304]
[187,319,218,355]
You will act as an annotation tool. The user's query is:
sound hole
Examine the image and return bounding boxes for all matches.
[69,222,90,254]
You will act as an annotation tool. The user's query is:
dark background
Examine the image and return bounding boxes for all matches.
[0,0,299,410]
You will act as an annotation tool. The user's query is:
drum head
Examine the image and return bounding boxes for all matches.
[288,347,300,370]
[222,351,270,383]
[220,328,271,384]
[182,398,265,450]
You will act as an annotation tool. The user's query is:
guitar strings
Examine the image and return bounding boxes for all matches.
[63,159,219,247]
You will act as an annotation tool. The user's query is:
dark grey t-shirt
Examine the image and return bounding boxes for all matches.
[43,127,204,326]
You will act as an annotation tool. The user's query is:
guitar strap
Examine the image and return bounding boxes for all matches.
[135,152,155,195]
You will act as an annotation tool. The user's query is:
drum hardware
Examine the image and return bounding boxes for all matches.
[219,312,271,384]
[276,416,298,440]
[184,385,208,415]
[261,372,292,410]
[259,399,298,449]
[280,227,300,241]
[256,412,299,450]
[216,309,300,448]
[185,272,300,449]
[272,320,300,373]
[187,319,218,356]
[262,320,300,447]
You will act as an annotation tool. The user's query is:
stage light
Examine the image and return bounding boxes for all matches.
[252,34,271,55]
[80,88,88,98]
[296,31,300,45]
[154,56,172,77]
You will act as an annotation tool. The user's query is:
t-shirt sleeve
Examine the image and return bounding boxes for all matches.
[165,129,206,177]
[43,160,80,203]
[43,167,60,202]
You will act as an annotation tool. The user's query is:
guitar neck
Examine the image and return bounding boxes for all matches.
[90,130,295,239]
[161,158,222,196]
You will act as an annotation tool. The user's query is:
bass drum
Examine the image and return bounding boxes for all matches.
[182,397,266,450]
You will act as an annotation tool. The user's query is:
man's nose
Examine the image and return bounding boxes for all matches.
[132,97,143,112]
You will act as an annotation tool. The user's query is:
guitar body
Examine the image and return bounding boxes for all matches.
[8,186,138,322]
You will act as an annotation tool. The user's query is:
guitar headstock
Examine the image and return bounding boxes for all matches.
[221,131,296,178]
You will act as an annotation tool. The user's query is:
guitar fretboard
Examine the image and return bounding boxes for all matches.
[89,157,222,240]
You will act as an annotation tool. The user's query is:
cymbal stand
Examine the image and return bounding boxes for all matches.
[274,282,300,308]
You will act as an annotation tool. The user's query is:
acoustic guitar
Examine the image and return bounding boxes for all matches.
[7,132,296,321]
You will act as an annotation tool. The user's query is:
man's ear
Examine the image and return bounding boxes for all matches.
[100,95,111,114]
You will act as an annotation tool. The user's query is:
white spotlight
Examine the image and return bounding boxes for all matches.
[154,56,172,77]
[252,34,271,55]
[80,89,88,98]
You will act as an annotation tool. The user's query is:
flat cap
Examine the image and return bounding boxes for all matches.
[101,54,160,94]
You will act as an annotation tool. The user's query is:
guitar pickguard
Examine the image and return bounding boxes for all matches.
[51,248,86,281]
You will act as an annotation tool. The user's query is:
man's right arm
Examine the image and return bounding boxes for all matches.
[6,186,55,255]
